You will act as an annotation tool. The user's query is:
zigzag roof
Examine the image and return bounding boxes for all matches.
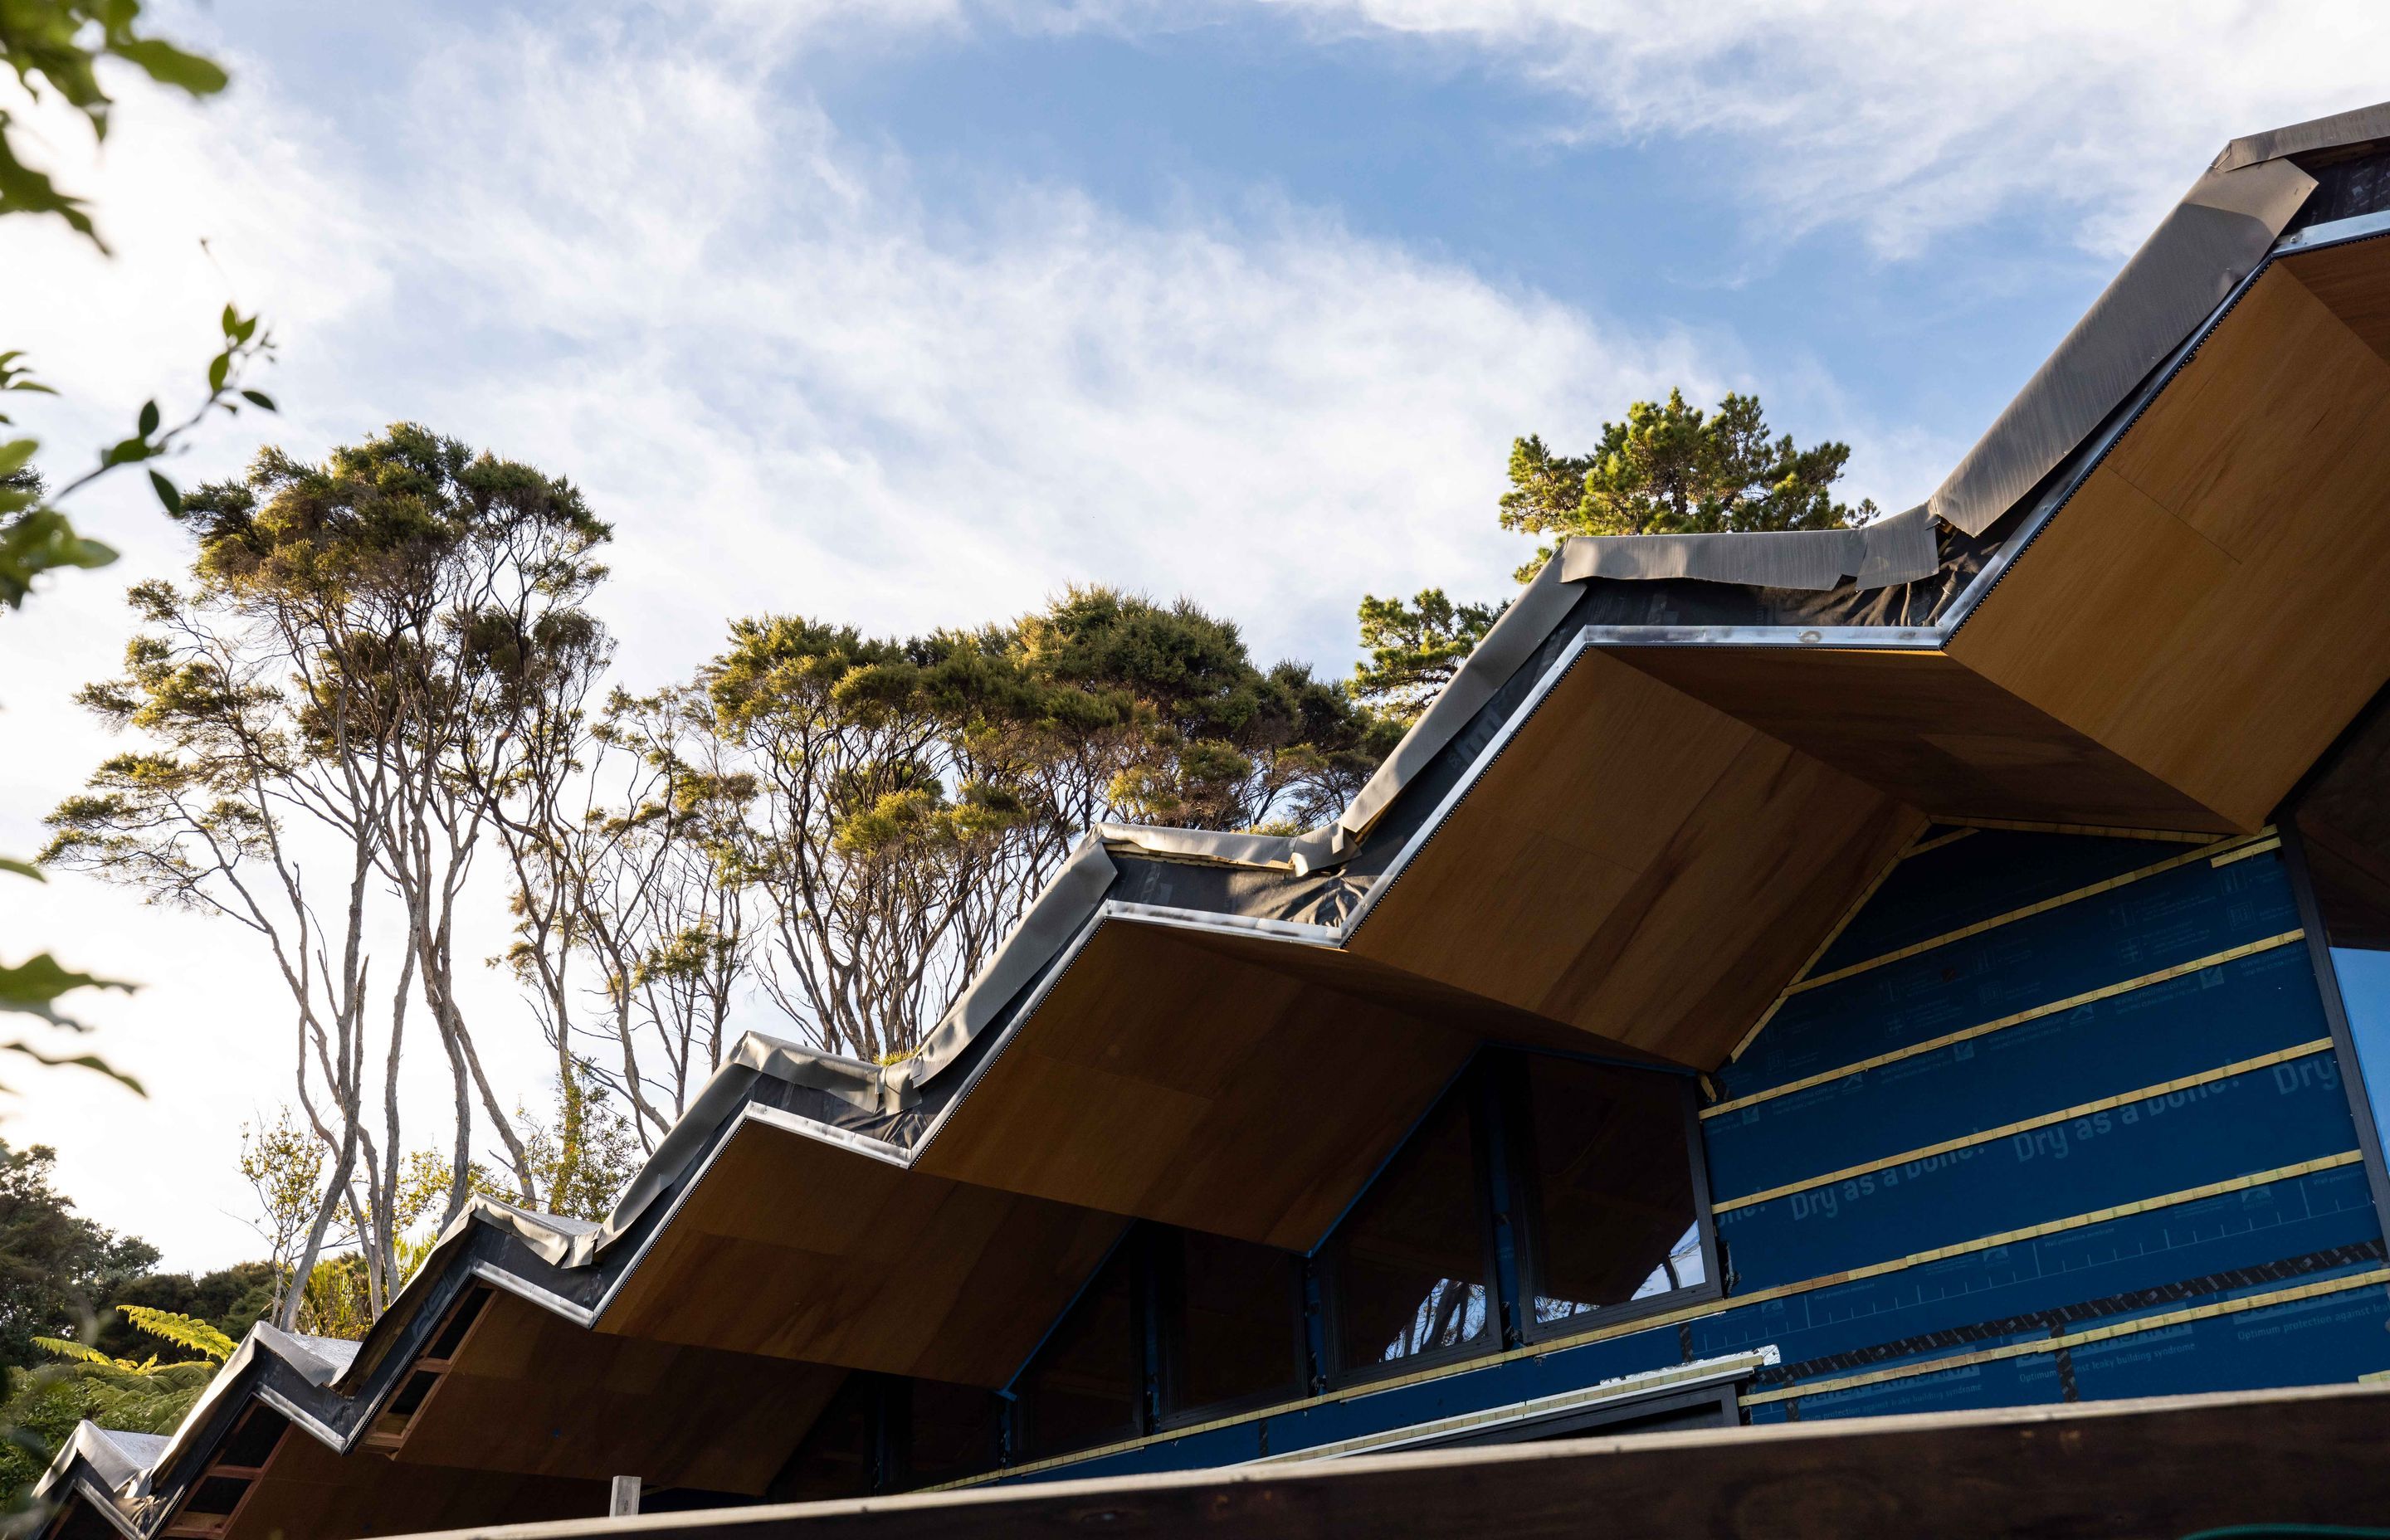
[35,97,2390,1540]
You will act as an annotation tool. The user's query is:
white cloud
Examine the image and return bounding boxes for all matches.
[1226,0,2390,259]
[1,9,1721,1266]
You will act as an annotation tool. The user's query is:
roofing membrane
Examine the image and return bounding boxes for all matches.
[35,95,2390,1540]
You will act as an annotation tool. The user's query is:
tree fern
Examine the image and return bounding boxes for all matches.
[27,1338,113,1368]
[115,1308,234,1362]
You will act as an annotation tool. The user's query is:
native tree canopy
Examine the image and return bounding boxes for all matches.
[0,1143,157,1374]
[1350,389,1874,724]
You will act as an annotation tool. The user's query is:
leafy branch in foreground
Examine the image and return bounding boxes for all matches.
[0,308,276,610]
[0,1,227,247]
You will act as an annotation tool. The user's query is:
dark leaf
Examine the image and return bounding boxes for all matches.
[112,39,232,97]
[0,953,137,1028]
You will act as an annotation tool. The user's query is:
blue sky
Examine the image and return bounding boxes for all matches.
[6,0,2388,1265]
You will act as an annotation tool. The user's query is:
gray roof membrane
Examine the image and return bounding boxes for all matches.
[37,95,2390,1540]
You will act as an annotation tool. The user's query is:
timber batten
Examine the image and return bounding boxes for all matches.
[34,100,2390,1540]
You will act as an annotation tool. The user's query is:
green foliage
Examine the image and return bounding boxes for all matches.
[0,1143,157,1373]
[0,1304,243,1508]
[169,422,608,621]
[111,1308,232,1363]
[89,1265,272,1366]
[0,306,272,616]
[0,0,227,244]
[1350,387,1877,729]
[1007,586,1381,831]
[679,586,1388,1062]
[1350,589,1505,728]
[0,953,132,1033]
[0,1353,214,1505]
[518,1065,639,1224]
[1499,389,1876,581]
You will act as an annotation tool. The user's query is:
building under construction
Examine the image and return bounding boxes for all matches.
[33,100,2390,1539]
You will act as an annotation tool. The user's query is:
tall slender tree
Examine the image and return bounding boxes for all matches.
[46,425,613,1315]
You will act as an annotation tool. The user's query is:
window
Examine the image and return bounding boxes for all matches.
[899,1380,1000,1489]
[1158,1230,1304,1420]
[1324,1080,1495,1377]
[1014,1243,1143,1461]
[2295,688,2390,1160]
[1510,1056,1706,1334]
[988,1049,1714,1466]
[772,1374,878,1501]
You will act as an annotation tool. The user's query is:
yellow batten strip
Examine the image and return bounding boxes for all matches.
[1711,1040,2334,1214]
[1743,1267,2390,1407]
[1703,931,2307,1120]
[1728,835,1917,1065]
[1933,817,2225,844]
[2212,836,2284,868]
[928,1153,2368,1491]
[1903,827,1980,858]
[1784,830,2272,997]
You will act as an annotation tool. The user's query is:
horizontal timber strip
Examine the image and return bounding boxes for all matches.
[1754,1240,2388,1387]
[1937,817,2227,844]
[1711,1040,2335,1213]
[1728,837,1917,1063]
[1784,830,2273,997]
[1904,827,1980,858]
[1741,1266,2390,1408]
[1703,931,2308,1119]
[2212,836,2285,868]
[930,1153,2366,1491]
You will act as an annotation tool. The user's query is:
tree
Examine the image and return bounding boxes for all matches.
[500,687,757,1153]
[1352,387,1875,724]
[0,1143,156,1372]
[704,616,1056,1065]
[1008,587,1379,834]
[46,425,612,1327]
[89,1265,274,1366]
[1,1305,236,1508]
[1350,590,1505,729]
[688,588,1386,1066]
[1499,389,1875,580]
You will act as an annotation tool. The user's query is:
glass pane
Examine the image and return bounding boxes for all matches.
[2295,689,2390,1157]
[1167,1231,1303,1415]
[1016,1245,1141,1461]
[2334,948,2390,1157]
[1329,1085,1492,1373]
[902,1379,997,1489]
[1519,1057,1701,1330]
[774,1375,876,1501]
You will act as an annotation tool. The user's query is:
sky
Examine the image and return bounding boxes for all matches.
[4,0,2388,1270]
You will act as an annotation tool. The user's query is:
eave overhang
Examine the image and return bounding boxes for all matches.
[41,102,2390,1540]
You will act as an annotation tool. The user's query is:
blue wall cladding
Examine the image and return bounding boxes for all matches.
[1709,829,2390,1418]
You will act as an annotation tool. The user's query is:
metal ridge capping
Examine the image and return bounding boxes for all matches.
[36,97,2390,1537]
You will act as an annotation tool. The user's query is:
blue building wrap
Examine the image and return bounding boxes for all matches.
[1002,827,2390,1482]
[1712,827,2390,1421]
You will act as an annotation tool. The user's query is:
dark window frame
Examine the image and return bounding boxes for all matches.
[991,1043,1726,1460]
[2279,824,2390,1244]
[1316,1060,1509,1391]
[2275,675,2390,1252]
[1494,1046,1724,1349]
[1151,1227,1312,1433]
